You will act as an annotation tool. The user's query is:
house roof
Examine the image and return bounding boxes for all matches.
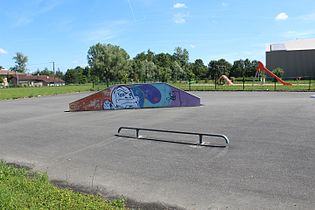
[17,75,65,83]
[1,69,64,83]
[0,69,26,76]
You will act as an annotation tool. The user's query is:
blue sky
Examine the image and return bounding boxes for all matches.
[1,0,315,72]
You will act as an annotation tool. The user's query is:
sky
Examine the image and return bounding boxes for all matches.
[1,0,315,73]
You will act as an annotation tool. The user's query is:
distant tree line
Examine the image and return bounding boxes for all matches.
[2,45,260,85]
[63,43,259,85]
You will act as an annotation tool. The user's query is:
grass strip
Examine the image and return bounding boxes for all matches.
[0,81,314,100]
[0,161,126,210]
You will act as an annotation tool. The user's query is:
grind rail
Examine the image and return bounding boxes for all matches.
[116,126,230,147]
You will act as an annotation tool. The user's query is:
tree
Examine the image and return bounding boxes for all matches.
[230,59,258,77]
[153,53,173,81]
[173,47,189,67]
[134,49,155,62]
[185,63,196,82]
[191,59,207,80]
[248,60,259,77]
[272,67,285,82]
[55,69,65,80]
[64,66,87,84]
[230,59,245,77]
[33,67,54,76]
[170,61,184,81]
[12,52,28,73]
[208,59,231,80]
[157,66,171,82]
[87,43,130,87]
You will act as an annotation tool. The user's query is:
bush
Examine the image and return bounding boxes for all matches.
[272,67,285,82]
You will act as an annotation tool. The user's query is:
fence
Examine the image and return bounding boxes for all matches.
[175,76,315,91]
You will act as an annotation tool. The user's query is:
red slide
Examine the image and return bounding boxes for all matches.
[257,61,292,86]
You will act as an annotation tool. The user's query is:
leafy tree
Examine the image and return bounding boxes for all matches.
[191,59,207,80]
[185,63,196,82]
[170,61,184,81]
[248,60,259,77]
[87,43,129,87]
[153,53,173,81]
[145,61,158,82]
[272,67,285,82]
[134,49,155,62]
[132,51,158,82]
[33,67,54,76]
[12,52,28,73]
[32,68,64,80]
[230,59,258,77]
[230,59,245,77]
[208,59,231,79]
[157,66,171,82]
[64,66,87,84]
[173,47,189,67]
[153,53,173,68]
[55,69,65,80]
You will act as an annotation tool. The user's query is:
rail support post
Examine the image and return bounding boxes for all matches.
[199,134,203,145]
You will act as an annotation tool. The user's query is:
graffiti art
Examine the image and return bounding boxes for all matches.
[69,83,200,111]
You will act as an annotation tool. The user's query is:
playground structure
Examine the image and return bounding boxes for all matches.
[69,82,201,111]
[218,75,234,86]
[257,61,292,86]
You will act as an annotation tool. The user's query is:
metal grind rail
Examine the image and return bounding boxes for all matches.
[116,127,230,147]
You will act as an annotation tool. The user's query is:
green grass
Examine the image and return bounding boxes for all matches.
[1,80,314,100]
[0,161,126,210]
[0,84,107,100]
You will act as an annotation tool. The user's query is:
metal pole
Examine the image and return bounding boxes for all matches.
[199,134,203,145]
[242,75,245,90]
[53,62,55,86]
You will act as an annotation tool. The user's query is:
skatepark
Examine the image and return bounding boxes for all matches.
[0,91,315,209]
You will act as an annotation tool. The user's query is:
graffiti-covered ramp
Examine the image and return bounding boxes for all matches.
[69,83,200,111]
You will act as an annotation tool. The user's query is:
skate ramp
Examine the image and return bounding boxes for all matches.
[69,83,201,111]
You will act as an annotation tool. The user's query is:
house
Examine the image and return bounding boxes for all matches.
[0,69,65,87]
[0,69,25,88]
[11,75,65,87]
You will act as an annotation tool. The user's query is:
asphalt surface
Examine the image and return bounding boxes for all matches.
[0,91,315,210]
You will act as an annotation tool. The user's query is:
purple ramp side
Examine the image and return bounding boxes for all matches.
[168,84,200,107]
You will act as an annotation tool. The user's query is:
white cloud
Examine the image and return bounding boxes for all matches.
[221,2,229,7]
[275,12,288,21]
[173,3,187,9]
[174,13,186,24]
[0,48,8,55]
[190,44,196,48]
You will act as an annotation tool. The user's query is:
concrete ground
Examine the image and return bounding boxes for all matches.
[0,91,314,210]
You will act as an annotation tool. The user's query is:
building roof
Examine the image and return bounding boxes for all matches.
[0,69,26,76]
[266,38,315,52]
[1,70,64,83]
[17,75,65,83]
